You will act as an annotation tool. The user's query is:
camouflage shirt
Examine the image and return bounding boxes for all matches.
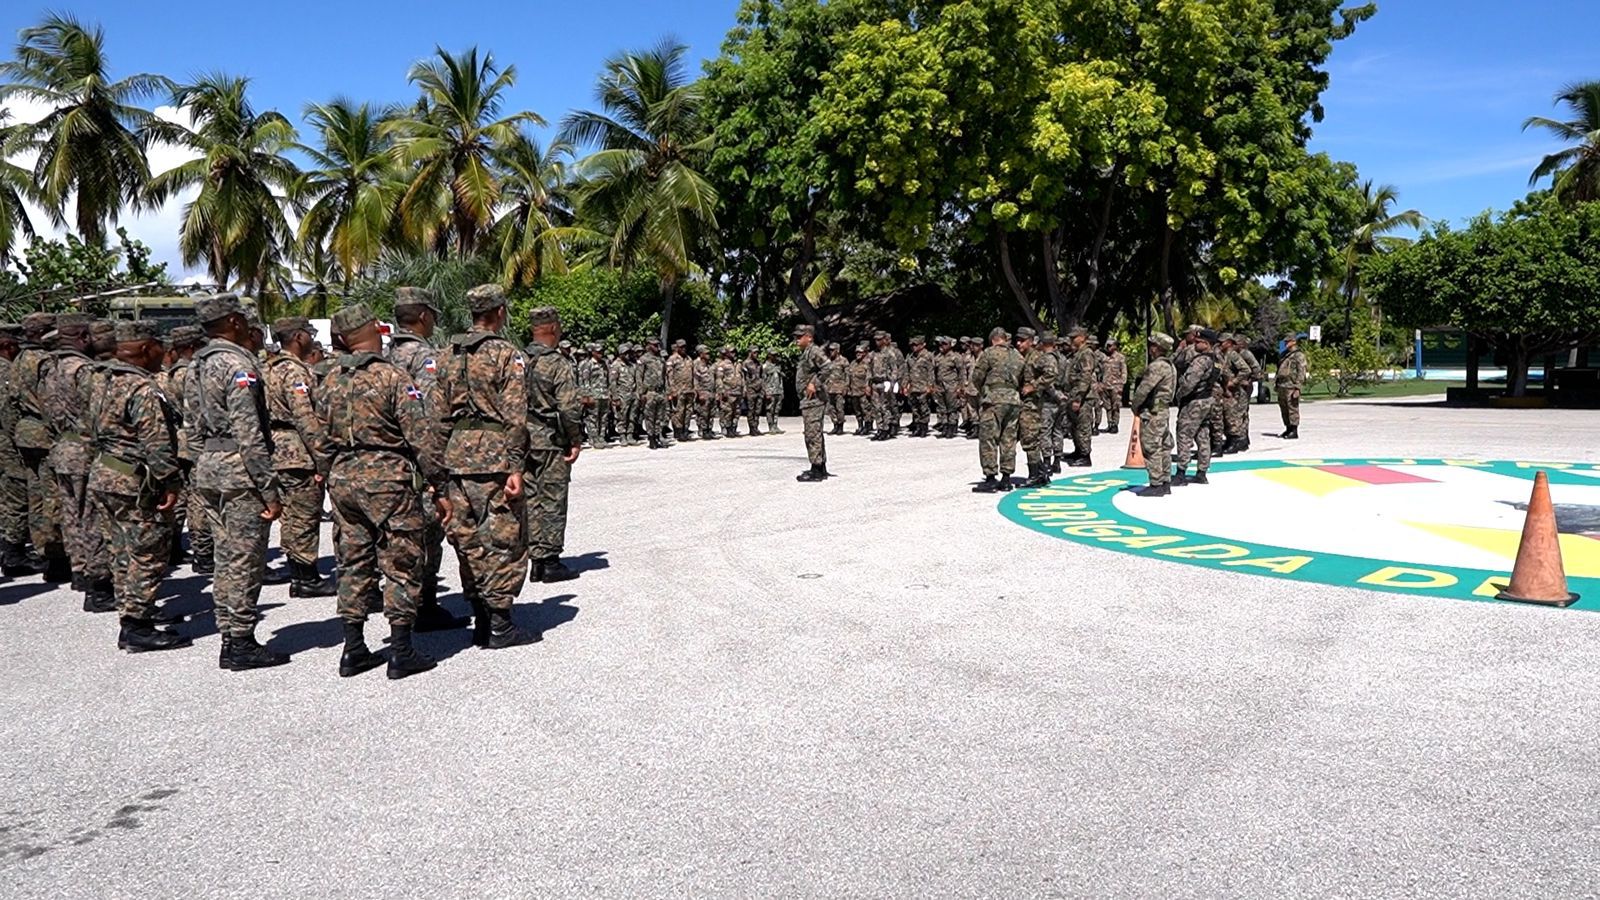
[848,359,870,396]
[610,357,637,398]
[713,358,743,397]
[1129,357,1177,420]
[665,353,692,392]
[437,328,528,475]
[1277,347,1308,390]
[1177,350,1219,405]
[7,346,54,451]
[1063,346,1098,405]
[822,355,848,393]
[186,339,279,503]
[1220,349,1250,393]
[934,350,961,390]
[263,353,326,472]
[692,357,714,395]
[742,358,765,397]
[972,345,1024,405]
[763,360,783,395]
[907,348,936,391]
[87,360,179,499]
[44,349,97,475]
[577,356,610,401]
[163,360,195,462]
[314,351,446,490]
[636,353,666,394]
[387,330,442,413]
[795,343,828,408]
[1239,348,1263,383]
[1102,350,1128,388]
[1022,348,1062,405]
[525,342,584,451]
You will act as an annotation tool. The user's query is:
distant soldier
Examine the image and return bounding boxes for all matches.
[692,344,717,439]
[636,337,668,449]
[665,338,694,442]
[742,348,767,436]
[970,327,1024,493]
[611,343,639,446]
[1061,327,1098,467]
[713,346,744,438]
[868,331,896,441]
[10,312,68,585]
[1128,333,1177,497]
[822,343,848,435]
[1216,334,1251,454]
[524,307,584,583]
[1019,330,1062,487]
[1085,334,1103,434]
[763,349,785,434]
[315,303,451,679]
[186,293,288,670]
[164,326,212,573]
[45,314,113,610]
[904,335,936,438]
[578,343,611,448]
[1172,329,1220,487]
[1099,337,1127,434]
[1171,324,1203,378]
[1235,337,1263,450]
[264,317,335,599]
[960,338,979,437]
[792,325,831,482]
[1276,332,1308,439]
[0,324,35,577]
[933,336,962,439]
[88,321,190,651]
[848,344,873,436]
[436,284,536,651]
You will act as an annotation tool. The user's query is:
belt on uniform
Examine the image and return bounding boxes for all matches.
[204,437,239,452]
[97,455,139,477]
[451,417,506,433]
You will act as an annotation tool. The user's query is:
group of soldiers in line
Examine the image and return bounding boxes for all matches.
[961,324,1308,494]
[0,285,591,680]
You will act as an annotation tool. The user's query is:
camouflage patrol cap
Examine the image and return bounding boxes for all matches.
[792,324,814,338]
[695,343,709,354]
[194,292,247,324]
[331,303,376,336]
[646,336,661,346]
[671,338,686,348]
[768,347,781,356]
[527,305,561,327]
[988,326,1009,341]
[721,345,734,354]
[1065,326,1087,339]
[1198,328,1221,343]
[1106,337,1119,347]
[169,325,205,348]
[271,316,312,342]
[1185,324,1204,335]
[909,334,926,345]
[1087,334,1100,348]
[90,318,114,336]
[558,340,572,350]
[855,342,869,352]
[825,341,840,351]
[1219,332,1236,344]
[1015,327,1036,341]
[114,320,161,343]
[56,313,92,333]
[618,342,631,353]
[873,330,890,340]
[586,342,602,353]
[21,312,55,338]
[466,283,507,314]
[1148,332,1174,350]
[393,286,440,315]
[1039,332,1058,345]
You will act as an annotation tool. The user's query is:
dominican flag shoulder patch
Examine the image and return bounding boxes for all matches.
[234,371,257,389]
[405,385,423,400]
[512,355,526,372]
[292,381,310,395]
[423,358,438,373]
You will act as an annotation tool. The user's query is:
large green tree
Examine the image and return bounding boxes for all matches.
[1523,80,1600,206]
[0,13,170,246]
[0,112,38,262]
[293,98,404,288]
[488,133,582,287]
[1334,180,1421,343]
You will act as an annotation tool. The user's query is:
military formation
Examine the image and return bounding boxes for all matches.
[0,287,586,679]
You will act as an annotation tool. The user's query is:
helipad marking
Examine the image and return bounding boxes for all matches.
[1318,464,1436,485]
[1255,467,1363,496]
[1407,521,1600,578]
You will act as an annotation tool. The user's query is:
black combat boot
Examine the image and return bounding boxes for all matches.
[1025,463,1051,489]
[751,426,764,437]
[1171,469,1190,488]
[647,435,660,449]
[191,553,214,576]
[830,423,844,436]
[971,475,999,494]
[1,539,39,577]
[414,598,467,632]
[386,624,436,680]
[531,557,578,584]
[468,599,491,647]
[997,474,1016,492]
[118,617,192,653]
[338,620,385,677]
[220,631,290,671]
[71,572,86,592]
[796,464,827,483]
[288,560,337,598]
[1285,427,1299,440]
[1136,482,1171,498]
[1191,471,1210,485]
[1067,454,1092,468]
[83,578,117,613]
[1107,424,1119,434]
[1052,457,1063,474]
[487,607,539,649]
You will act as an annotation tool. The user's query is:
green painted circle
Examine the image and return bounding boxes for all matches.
[998,457,1600,611]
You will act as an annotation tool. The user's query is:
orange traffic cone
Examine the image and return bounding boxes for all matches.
[1495,471,1580,607]
[1122,417,1146,470]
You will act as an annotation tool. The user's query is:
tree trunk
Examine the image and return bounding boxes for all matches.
[1507,337,1529,398]
[659,275,677,347]
[996,228,1044,332]
[1041,230,1067,331]
[786,205,823,327]
[1068,181,1117,329]
[1157,219,1176,332]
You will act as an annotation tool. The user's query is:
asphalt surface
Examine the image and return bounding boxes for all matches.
[4,398,1600,898]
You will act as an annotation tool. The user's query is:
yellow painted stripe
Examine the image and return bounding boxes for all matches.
[1253,466,1364,497]
[1407,521,1600,578]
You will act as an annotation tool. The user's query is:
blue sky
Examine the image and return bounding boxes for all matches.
[1,0,1593,273]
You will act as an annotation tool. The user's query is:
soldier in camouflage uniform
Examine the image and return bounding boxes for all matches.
[1019,330,1062,487]
[524,307,584,583]
[1128,333,1177,497]
[904,335,935,438]
[314,303,451,679]
[636,337,668,449]
[742,347,767,436]
[385,287,459,631]
[820,343,847,435]
[1276,333,1308,439]
[1234,336,1263,451]
[867,331,895,441]
[1216,334,1251,455]
[713,346,744,438]
[165,326,212,573]
[88,321,191,652]
[264,317,336,599]
[1084,334,1103,435]
[691,344,718,439]
[1099,338,1128,434]
[1172,329,1220,487]
[666,339,694,442]
[964,337,983,436]
[1061,327,1098,467]
[436,284,537,652]
[45,314,114,610]
[0,324,36,577]
[792,325,831,482]
[970,327,1024,493]
[577,343,611,447]
[932,337,961,439]
[847,344,873,436]
[611,343,640,445]
[763,349,785,434]
[186,293,289,670]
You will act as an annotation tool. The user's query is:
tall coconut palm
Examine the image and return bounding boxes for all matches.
[145,74,299,294]
[293,98,404,288]
[384,47,544,257]
[560,40,718,343]
[0,13,171,245]
[489,134,585,286]
[0,112,39,262]
[1338,180,1421,341]
[1523,80,1600,206]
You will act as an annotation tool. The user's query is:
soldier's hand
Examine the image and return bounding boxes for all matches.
[805,384,816,399]
[156,489,178,512]
[435,495,453,526]
[504,471,523,499]
[261,500,283,522]
[564,445,581,464]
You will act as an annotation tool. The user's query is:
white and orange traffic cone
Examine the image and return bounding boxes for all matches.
[1496,471,1580,607]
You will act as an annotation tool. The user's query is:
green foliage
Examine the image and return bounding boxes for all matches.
[507,269,716,348]
[702,321,796,361]
[0,228,169,318]
[1305,312,1384,397]
[340,251,498,336]
[1523,80,1600,206]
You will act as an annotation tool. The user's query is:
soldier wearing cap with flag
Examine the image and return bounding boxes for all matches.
[264,316,336,599]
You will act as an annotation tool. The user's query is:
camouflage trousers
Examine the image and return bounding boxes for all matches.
[56,470,110,581]
[21,449,64,561]
[1039,403,1058,466]
[329,474,424,626]
[583,401,612,446]
[446,475,525,612]
[695,393,715,435]
[640,391,667,440]
[826,393,845,428]
[1234,385,1253,437]
[1222,386,1247,440]
[1174,399,1215,474]
[874,387,900,431]
[524,449,571,561]
[937,388,961,427]
[718,393,742,432]
[746,392,766,432]
[199,487,270,638]
[420,486,445,588]
[0,457,25,546]
[851,395,873,431]
[1019,400,1048,466]
[277,469,324,566]
[1140,411,1174,486]
[181,466,213,560]
[963,393,978,428]
[1066,400,1094,458]
[1100,386,1124,430]
[765,392,780,429]
[1207,393,1228,447]
[613,398,639,444]
[909,391,933,427]
[1278,386,1301,429]
[671,391,695,433]
[93,490,167,620]
[978,402,1021,477]
[800,399,827,466]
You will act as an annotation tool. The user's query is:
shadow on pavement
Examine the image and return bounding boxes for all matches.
[565,551,610,575]
[0,581,57,607]
[416,593,579,662]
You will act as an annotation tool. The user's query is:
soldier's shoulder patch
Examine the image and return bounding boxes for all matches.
[405,384,423,400]
[512,354,526,372]
[233,371,257,389]
[423,357,438,373]
[292,381,310,395]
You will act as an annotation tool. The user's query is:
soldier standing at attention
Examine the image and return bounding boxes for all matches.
[524,307,584,584]
[714,346,744,438]
[88,321,190,652]
[1100,337,1127,435]
[1061,327,1098,467]
[637,337,668,449]
[1018,330,1061,488]
[1128,333,1177,497]
[314,303,452,679]
[1034,333,1064,479]
[763,349,785,434]
[10,313,69,582]
[436,284,536,651]
[960,338,980,438]
[1172,329,1220,487]
[264,317,336,599]
[848,344,873,436]
[45,314,114,611]
[742,347,767,436]
[692,344,718,440]
[165,326,212,574]
[665,338,693,443]
[0,324,37,577]
[385,287,460,631]
[904,336,935,438]
[1235,336,1263,450]
[867,331,894,441]
[1216,334,1250,455]
[970,327,1024,493]
[186,293,287,670]
[611,343,639,446]
[821,343,848,435]
[1085,334,1103,434]
[577,343,610,448]
[1276,332,1308,439]
[792,325,831,483]
[932,337,960,439]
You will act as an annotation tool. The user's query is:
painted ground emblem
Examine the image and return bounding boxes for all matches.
[999,458,1600,611]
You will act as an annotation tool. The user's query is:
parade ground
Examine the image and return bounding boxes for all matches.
[3,397,1600,898]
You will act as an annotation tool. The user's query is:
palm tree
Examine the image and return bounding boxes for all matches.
[0,13,171,245]
[293,98,404,288]
[489,133,585,286]
[1338,180,1421,343]
[1523,80,1600,206]
[560,40,719,343]
[384,47,544,257]
[145,74,299,294]
[0,112,39,263]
